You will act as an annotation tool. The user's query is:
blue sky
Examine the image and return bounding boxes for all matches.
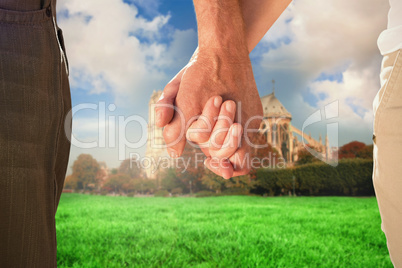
[57,0,388,169]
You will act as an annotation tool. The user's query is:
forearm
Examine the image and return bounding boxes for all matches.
[194,0,249,59]
[241,0,292,52]
[193,0,291,54]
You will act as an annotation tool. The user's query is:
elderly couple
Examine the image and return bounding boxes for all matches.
[0,0,401,266]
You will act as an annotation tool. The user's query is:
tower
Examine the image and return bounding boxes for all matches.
[260,81,292,162]
[145,90,168,179]
[325,134,330,161]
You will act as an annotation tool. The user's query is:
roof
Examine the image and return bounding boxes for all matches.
[260,93,292,119]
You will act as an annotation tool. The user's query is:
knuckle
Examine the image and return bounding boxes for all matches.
[188,130,209,143]
[213,148,234,160]
[163,82,177,96]
[194,132,209,143]
[163,125,177,142]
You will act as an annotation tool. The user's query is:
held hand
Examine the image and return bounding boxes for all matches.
[187,96,243,179]
[155,48,263,177]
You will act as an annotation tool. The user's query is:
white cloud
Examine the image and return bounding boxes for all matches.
[59,0,388,170]
[258,0,388,144]
[125,0,161,17]
[57,0,196,107]
[57,0,197,169]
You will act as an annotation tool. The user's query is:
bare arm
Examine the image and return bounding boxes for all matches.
[196,0,291,52]
[195,0,248,55]
[156,0,291,128]
[242,0,292,52]
[156,0,291,178]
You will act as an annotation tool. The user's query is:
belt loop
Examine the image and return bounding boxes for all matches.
[41,0,52,9]
[49,0,57,23]
[46,5,52,17]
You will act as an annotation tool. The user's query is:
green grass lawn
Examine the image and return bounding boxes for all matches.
[56,194,392,267]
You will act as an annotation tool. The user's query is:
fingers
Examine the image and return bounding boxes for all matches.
[163,95,222,158]
[163,107,188,158]
[210,123,243,159]
[186,96,222,144]
[155,67,186,128]
[189,99,240,179]
[229,143,252,177]
[204,132,252,178]
[204,126,247,179]
[204,157,233,180]
[200,146,211,158]
[187,98,240,163]
[209,100,236,151]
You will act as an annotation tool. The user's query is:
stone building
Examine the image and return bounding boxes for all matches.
[259,82,329,163]
[145,90,169,179]
[97,161,109,187]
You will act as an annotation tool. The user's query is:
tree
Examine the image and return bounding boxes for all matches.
[161,168,182,192]
[174,143,206,193]
[356,144,373,159]
[201,170,226,193]
[103,174,130,194]
[134,178,156,194]
[118,159,143,179]
[224,175,257,194]
[296,147,320,166]
[64,174,78,190]
[339,141,372,159]
[71,154,100,191]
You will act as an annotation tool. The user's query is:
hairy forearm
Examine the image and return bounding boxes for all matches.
[241,0,292,52]
[193,0,291,54]
[194,0,249,58]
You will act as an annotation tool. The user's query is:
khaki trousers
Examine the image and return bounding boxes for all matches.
[373,48,402,267]
[0,0,71,267]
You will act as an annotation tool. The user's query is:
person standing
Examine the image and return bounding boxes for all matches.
[0,0,71,266]
[373,0,402,266]
[0,0,291,266]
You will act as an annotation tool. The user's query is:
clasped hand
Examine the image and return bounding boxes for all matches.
[155,48,263,179]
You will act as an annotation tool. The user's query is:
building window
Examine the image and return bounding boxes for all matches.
[272,123,278,145]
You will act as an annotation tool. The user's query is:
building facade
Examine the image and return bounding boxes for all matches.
[259,90,329,164]
[145,90,169,179]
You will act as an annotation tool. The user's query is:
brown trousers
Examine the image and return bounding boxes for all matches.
[0,0,71,267]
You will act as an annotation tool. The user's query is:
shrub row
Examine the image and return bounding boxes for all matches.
[194,188,251,198]
[254,159,374,196]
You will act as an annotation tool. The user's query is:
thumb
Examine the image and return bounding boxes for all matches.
[155,67,186,128]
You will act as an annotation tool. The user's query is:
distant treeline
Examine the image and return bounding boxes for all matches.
[254,159,374,196]
[64,140,373,197]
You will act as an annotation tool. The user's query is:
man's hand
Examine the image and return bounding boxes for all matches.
[155,0,291,130]
[155,0,264,177]
[157,50,262,176]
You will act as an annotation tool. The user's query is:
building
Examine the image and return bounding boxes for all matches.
[145,90,169,179]
[259,80,330,163]
[97,161,109,187]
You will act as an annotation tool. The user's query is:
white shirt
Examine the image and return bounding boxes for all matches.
[377,0,402,55]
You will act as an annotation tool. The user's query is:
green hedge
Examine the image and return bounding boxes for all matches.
[154,190,170,197]
[254,159,374,196]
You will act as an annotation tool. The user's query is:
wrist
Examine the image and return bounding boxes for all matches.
[194,0,248,58]
[195,48,250,66]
